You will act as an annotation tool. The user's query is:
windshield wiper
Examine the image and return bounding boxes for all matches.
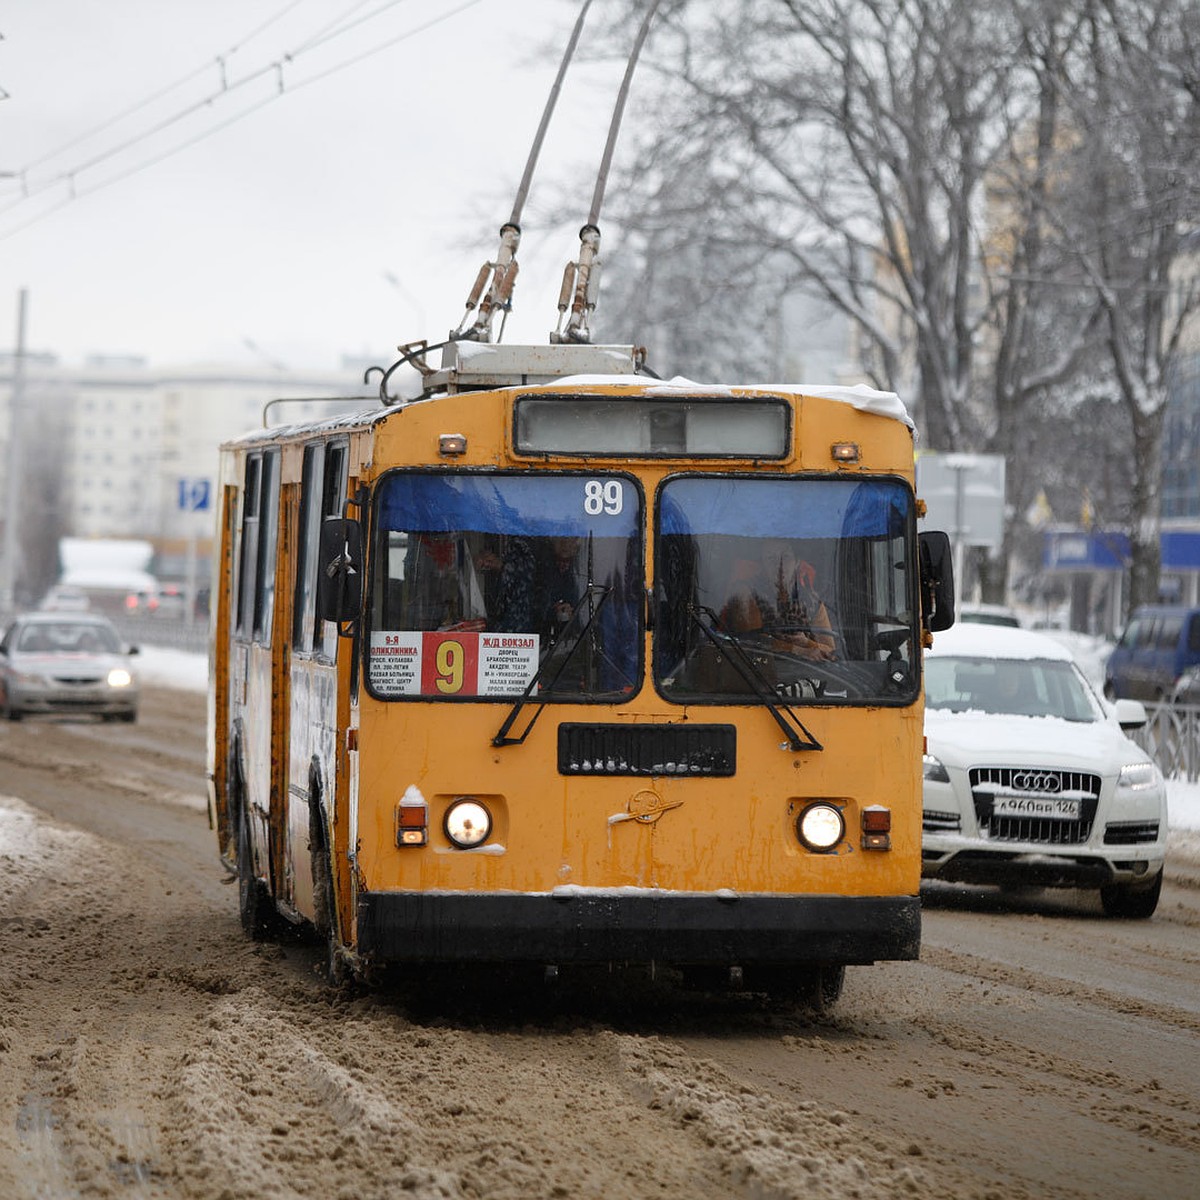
[689,606,822,752]
[492,584,613,747]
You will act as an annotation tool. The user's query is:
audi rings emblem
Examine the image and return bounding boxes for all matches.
[1011,771,1061,793]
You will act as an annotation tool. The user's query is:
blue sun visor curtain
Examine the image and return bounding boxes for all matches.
[659,477,911,540]
[377,472,641,539]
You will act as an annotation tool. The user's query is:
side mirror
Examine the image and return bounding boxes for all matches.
[1113,698,1148,730]
[919,531,956,632]
[318,517,364,625]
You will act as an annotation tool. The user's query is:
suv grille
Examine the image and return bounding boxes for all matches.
[969,766,1101,844]
[558,723,736,777]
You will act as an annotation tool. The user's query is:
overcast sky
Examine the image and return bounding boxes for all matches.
[1,0,621,373]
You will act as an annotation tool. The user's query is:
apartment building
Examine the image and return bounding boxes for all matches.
[1,353,373,599]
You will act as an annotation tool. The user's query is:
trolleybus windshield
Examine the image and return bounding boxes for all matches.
[654,475,918,705]
[367,471,642,701]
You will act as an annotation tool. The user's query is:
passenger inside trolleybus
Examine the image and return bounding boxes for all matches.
[368,473,642,700]
[718,540,838,662]
[654,475,919,705]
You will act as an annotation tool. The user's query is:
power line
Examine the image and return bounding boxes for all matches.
[0,0,431,228]
[290,0,403,57]
[10,0,313,177]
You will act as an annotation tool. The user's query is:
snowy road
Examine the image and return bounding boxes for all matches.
[2,685,1199,1198]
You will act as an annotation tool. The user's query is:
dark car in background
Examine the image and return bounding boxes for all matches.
[1104,605,1200,701]
[125,584,187,619]
[0,612,140,722]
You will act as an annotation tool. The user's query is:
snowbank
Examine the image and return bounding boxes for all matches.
[136,646,209,692]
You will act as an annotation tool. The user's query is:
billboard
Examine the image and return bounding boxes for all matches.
[915,452,1006,552]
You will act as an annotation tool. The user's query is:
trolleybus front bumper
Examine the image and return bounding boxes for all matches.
[357,891,920,966]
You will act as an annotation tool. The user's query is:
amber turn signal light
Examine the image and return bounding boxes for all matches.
[861,805,891,850]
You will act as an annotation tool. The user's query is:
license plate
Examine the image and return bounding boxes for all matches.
[993,795,1080,820]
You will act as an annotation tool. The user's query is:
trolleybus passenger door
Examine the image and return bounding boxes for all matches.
[232,449,282,898]
[287,441,348,922]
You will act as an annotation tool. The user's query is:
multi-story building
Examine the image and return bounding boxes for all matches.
[1,353,373,602]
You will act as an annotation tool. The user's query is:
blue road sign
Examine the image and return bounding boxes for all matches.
[178,478,211,512]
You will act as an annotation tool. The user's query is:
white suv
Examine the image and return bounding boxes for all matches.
[922,625,1166,918]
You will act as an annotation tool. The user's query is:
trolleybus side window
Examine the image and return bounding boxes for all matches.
[253,452,280,645]
[293,441,348,656]
[234,450,280,644]
[235,455,262,637]
[654,475,918,705]
[366,471,643,701]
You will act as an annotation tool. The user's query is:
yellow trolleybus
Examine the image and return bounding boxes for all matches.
[209,341,954,1001]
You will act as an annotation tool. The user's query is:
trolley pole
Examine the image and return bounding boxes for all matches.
[1,288,28,617]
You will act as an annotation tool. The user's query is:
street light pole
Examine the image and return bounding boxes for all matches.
[1,287,28,616]
[948,457,970,610]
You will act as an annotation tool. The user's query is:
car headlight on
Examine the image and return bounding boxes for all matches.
[923,753,950,783]
[107,668,133,688]
[1118,761,1161,791]
[444,799,492,849]
[795,802,845,853]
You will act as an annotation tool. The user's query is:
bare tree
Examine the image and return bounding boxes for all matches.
[598,1,1086,446]
[1048,0,1200,610]
[590,0,1198,609]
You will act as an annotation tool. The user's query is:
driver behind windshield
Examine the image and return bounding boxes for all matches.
[719,539,836,662]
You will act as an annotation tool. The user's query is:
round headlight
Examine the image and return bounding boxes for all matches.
[796,802,845,853]
[107,668,132,688]
[444,799,492,849]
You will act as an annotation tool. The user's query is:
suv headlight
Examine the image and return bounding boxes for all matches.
[1118,761,1161,791]
[923,753,950,783]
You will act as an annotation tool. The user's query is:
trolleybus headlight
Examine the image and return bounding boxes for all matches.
[107,667,133,688]
[796,802,845,853]
[444,799,492,849]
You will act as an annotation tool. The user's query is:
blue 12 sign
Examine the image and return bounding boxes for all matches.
[178,478,211,512]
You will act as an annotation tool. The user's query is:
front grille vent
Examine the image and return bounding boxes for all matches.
[1103,821,1160,845]
[922,809,962,832]
[969,766,1101,845]
[558,723,735,777]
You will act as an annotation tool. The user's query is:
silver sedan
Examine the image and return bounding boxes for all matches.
[0,612,140,722]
